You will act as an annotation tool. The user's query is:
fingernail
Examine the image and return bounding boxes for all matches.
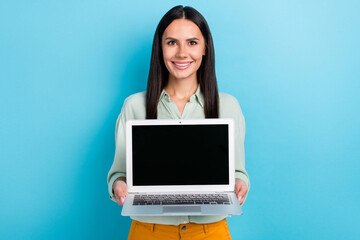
[238,196,242,202]
[121,197,125,203]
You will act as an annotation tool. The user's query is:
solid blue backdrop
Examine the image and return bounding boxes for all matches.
[1,0,359,239]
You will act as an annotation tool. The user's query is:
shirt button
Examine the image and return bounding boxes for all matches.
[182,226,186,231]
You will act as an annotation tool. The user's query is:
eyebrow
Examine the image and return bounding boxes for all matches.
[164,37,200,41]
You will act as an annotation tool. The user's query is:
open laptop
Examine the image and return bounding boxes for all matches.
[121,119,242,216]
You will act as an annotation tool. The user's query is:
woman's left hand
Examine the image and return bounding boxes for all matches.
[235,178,248,205]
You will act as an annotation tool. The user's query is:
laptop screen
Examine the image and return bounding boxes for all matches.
[132,124,229,186]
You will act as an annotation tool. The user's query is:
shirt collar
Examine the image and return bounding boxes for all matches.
[160,85,204,108]
[194,85,204,108]
[160,88,171,102]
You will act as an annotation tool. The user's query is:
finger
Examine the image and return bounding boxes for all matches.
[235,182,244,196]
[236,190,242,203]
[235,179,245,193]
[240,193,247,205]
[115,195,123,206]
[239,189,248,205]
[236,185,248,203]
[114,190,126,206]
[239,185,248,196]
[117,181,127,196]
[114,181,128,206]
[115,194,126,206]
[235,182,241,193]
[122,185,127,196]
[115,183,127,197]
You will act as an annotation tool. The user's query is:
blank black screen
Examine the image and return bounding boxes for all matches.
[132,124,229,186]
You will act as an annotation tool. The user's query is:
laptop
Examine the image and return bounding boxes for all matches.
[121,118,243,216]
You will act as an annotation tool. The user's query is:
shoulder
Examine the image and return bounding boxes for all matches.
[219,92,240,106]
[123,92,146,107]
[219,92,240,108]
[218,92,244,118]
[120,91,146,119]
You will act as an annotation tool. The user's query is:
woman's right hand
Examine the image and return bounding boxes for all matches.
[113,178,127,206]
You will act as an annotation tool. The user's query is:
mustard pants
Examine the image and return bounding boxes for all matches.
[127,219,232,240]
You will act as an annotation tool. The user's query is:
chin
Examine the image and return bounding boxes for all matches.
[169,69,198,81]
[171,73,193,81]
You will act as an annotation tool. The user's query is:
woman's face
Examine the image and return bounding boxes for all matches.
[162,19,206,82]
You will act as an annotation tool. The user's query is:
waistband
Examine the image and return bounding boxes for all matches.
[132,218,227,233]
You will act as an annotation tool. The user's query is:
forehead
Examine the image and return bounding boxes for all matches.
[163,19,203,39]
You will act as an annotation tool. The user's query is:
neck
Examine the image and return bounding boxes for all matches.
[164,75,198,100]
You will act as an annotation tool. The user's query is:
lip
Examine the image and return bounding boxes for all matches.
[172,61,193,70]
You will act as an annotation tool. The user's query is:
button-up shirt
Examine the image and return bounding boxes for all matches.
[107,87,250,225]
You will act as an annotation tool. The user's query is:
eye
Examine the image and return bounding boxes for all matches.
[167,41,176,45]
[189,41,197,46]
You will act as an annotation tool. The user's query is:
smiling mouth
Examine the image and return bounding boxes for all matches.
[172,61,192,70]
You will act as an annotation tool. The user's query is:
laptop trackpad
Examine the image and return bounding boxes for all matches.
[163,206,201,214]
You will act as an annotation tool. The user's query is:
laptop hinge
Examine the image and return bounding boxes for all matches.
[130,191,234,194]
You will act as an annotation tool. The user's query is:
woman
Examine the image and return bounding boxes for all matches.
[107,5,250,239]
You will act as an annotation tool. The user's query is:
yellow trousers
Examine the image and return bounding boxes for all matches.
[128,219,232,240]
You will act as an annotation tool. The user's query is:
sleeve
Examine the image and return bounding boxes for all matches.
[233,101,250,188]
[220,93,250,204]
[231,98,250,206]
[107,105,128,202]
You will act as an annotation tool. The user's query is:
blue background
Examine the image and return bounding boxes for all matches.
[1,0,359,239]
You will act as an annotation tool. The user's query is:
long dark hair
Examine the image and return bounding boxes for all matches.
[146,5,219,119]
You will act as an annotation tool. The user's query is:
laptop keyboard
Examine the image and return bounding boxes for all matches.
[133,194,231,205]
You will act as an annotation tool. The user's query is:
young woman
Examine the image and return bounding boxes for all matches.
[107,5,250,239]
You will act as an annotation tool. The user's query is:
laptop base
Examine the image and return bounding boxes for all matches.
[121,192,242,216]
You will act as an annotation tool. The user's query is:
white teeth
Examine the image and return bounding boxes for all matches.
[174,62,191,66]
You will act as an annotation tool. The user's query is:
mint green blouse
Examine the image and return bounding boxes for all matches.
[107,87,250,225]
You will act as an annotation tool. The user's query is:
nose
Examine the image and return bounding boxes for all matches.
[176,44,188,58]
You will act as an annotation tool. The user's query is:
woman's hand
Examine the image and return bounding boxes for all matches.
[113,178,127,206]
[235,178,248,205]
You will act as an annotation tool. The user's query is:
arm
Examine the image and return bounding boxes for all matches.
[220,93,250,205]
[107,93,147,205]
[234,103,250,205]
[107,109,127,203]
